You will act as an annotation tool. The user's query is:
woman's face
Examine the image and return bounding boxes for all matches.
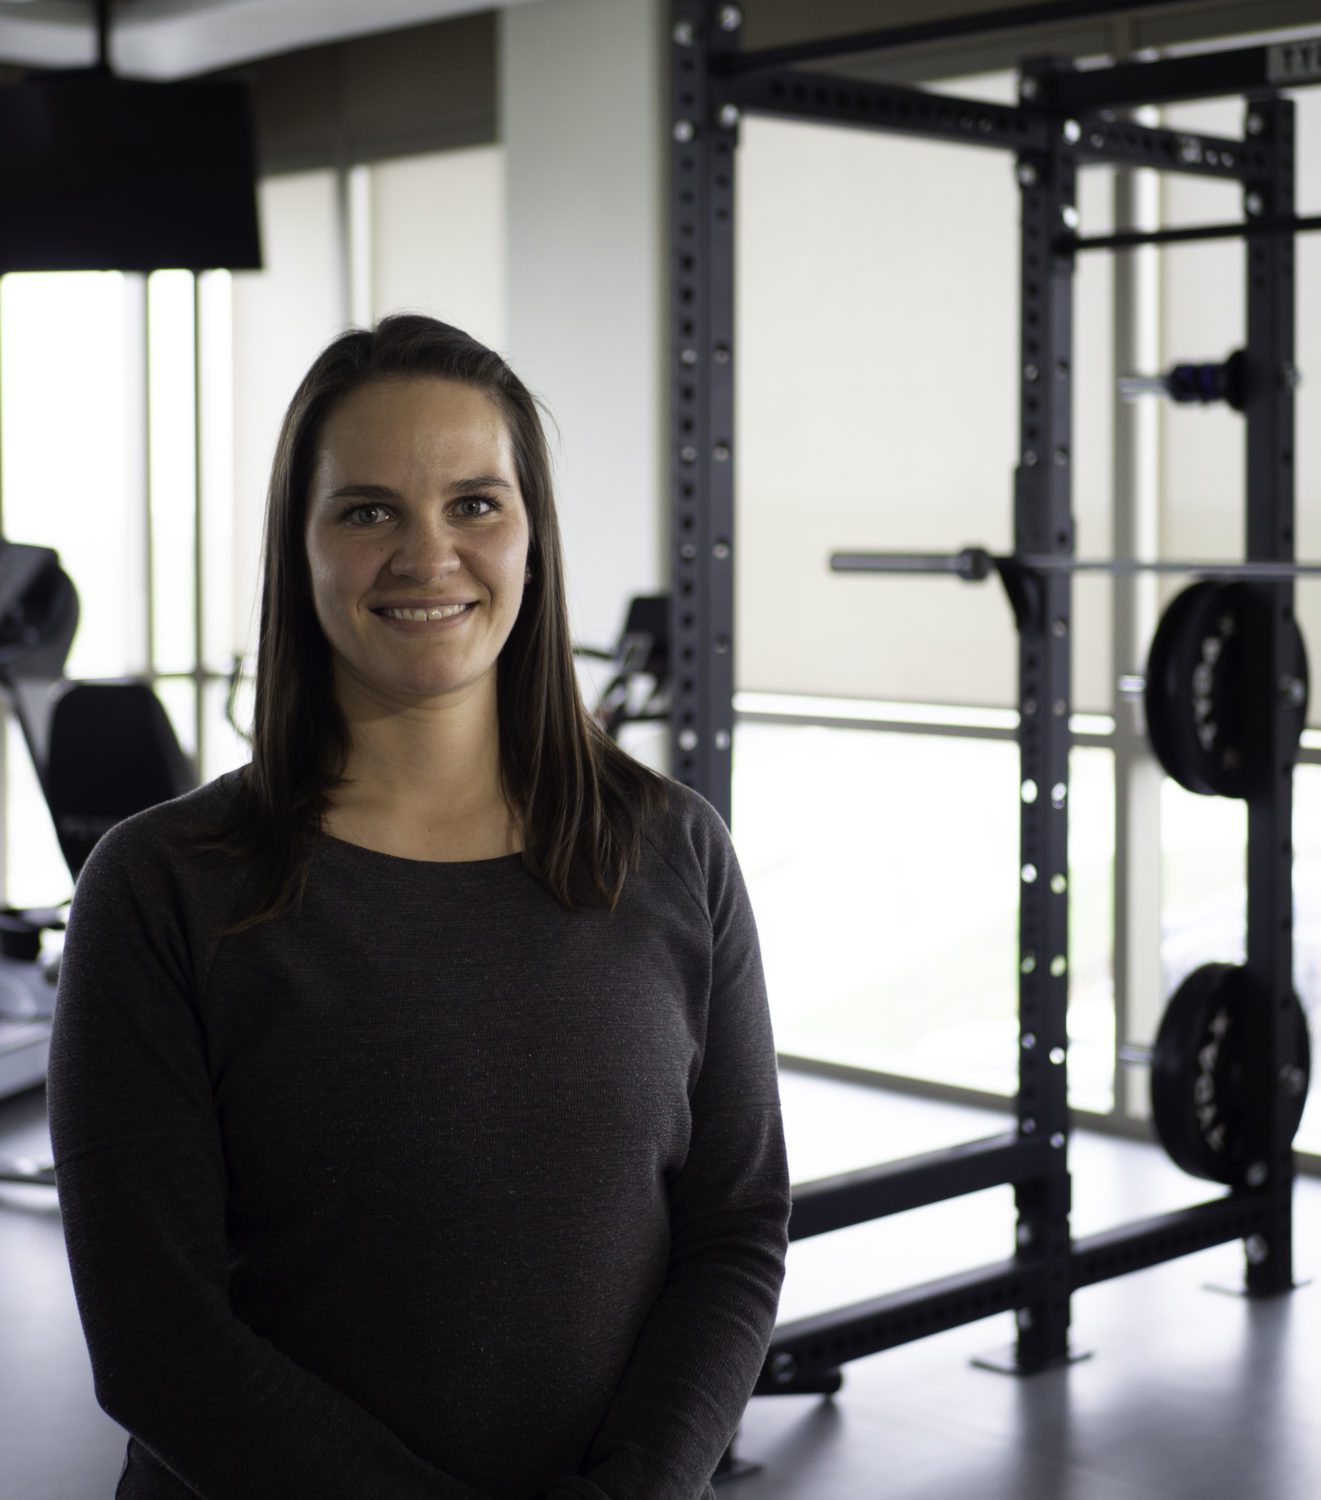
[304,377,531,710]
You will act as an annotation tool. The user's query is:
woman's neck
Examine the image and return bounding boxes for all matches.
[323,674,519,857]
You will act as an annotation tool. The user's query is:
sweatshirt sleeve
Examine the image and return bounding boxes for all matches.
[553,796,792,1500]
[45,819,494,1500]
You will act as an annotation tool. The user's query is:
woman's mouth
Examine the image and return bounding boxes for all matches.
[374,602,476,622]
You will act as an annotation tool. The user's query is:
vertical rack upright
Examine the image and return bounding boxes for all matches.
[1000,54,1081,1371]
[669,1,739,812]
[1241,92,1298,1295]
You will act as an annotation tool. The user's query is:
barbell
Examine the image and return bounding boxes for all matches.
[830,547,1321,582]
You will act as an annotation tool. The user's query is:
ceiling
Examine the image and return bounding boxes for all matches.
[0,0,544,78]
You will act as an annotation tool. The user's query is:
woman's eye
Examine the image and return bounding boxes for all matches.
[456,495,500,518]
[340,496,498,525]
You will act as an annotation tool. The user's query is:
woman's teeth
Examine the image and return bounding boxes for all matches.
[379,604,472,622]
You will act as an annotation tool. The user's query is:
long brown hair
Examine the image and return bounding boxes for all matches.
[211,314,671,929]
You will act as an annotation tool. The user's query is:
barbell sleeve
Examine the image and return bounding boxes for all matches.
[829,547,994,580]
[1118,375,1169,400]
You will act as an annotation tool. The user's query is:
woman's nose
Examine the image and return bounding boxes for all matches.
[387,519,460,583]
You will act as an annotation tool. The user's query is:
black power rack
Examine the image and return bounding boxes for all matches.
[667,0,1321,1469]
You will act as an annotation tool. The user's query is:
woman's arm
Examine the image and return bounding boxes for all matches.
[47,822,496,1500]
[555,803,793,1500]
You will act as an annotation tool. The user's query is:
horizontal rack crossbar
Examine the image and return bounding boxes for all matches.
[789,1133,1043,1239]
[714,0,1182,80]
[1051,42,1321,112]
[724,69,1047,151]
[1069,1194,1271,1288]
[756,1257,1033,1387]
[1069,121,1259,180]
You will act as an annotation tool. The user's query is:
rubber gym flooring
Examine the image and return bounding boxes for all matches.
[2,1067,1318,1500]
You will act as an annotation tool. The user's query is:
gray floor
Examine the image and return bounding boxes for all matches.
[2,1066,1318,1500]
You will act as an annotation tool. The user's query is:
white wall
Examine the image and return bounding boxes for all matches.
[370,146,506,349]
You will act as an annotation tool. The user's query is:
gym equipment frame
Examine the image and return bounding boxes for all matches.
[668,0,1320,1447]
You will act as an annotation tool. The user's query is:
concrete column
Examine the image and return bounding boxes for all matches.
[500,0,668,766]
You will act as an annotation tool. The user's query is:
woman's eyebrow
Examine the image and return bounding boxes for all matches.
[450,474,516,494]
[324,475,515,502]
[325,482,399,502]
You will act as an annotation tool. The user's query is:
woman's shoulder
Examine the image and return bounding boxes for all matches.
[642,774,729,845]
[636,771,738,901]
[78,767,247,880]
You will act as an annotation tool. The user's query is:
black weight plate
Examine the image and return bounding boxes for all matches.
[1145,581,1308,798]
[1151,963,1234,1181]
[1145,582,1220,796]
[1151,963,1312,1186]
[1208,974,1311,1186]
[1210,584,1308,799]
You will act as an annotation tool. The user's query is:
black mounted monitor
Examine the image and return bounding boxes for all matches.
[0,71,263,273]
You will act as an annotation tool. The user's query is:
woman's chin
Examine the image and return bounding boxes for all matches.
[330,657,496,712]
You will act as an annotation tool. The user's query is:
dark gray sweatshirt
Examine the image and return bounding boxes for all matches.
[46,768,791,1500]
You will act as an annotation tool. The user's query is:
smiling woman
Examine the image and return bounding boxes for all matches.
[301,377,534,858]
[45,313,792,1500]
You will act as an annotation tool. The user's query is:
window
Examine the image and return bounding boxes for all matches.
[732,715,1115,1110]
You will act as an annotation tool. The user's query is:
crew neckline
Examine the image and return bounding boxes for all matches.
[317,829,525,871]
